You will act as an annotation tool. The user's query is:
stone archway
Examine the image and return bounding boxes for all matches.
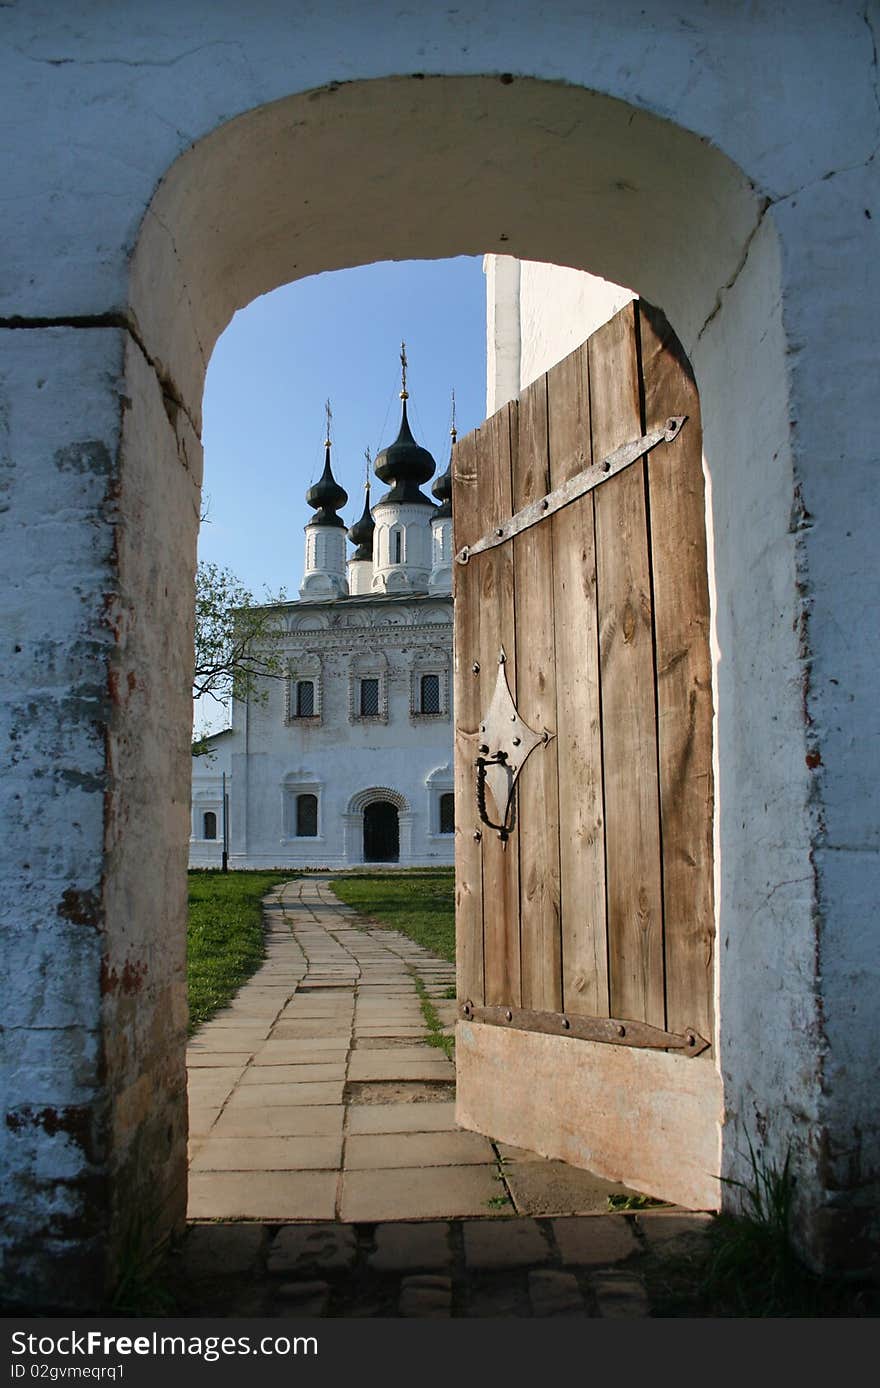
[346,786,411,865]
[3,9,877,1305]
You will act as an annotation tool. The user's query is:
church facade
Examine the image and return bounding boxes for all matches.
[190,383,455,869]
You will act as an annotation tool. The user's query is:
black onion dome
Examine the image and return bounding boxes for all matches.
[431,448,453,520]
[347,483,375,561]
[374,400,436,505]
[306,443,348,527]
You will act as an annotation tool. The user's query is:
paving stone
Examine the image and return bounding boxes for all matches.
[189,1107,222,1135]
[345,1130,495,1170]
[466,1285,530,1317]
[368,1223,452,1272]
[252,1046,348,1065]
[463,1218,551,1270]
[347,1101,458,1135]
[528,1269,587,1317]
[268,1020,353,1039]
[592,1271,651,1318]
[275,1281,331,1316]
[239,1063,347,1085]
[212,1105,344,1138]
[201,1011,278,1028]
[636,1212,713,1247]
[504,1161,634,1216]
[187,1051,254,1068]
[189,1028,271,1050]
[190,1135,342,1171]
[355,1025,427,1037]
[181,1223,266,1277]
[223,1080,345,1108]
[340,1165,502,1222]
[265,1038,351,1054]
[187,1170,338,1220]
[495,1142,548,1162]
[347,1050,454,1082]
[398,1275,452,1318]
[268,1224,357,1273]
[552,1214,639,1266]
[187,1066,245,1091]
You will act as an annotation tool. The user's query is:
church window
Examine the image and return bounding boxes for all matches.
[203,811,217,840]
[360,677,380,717]
[439,792,455,835]
[420,673,441,714]
[295,679,315,716]
[296,793,318,837]
[392,528,403,564]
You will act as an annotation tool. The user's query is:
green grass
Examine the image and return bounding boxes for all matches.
[412,974,455,1061]
[187,870,290,1034]
[640,1138,880,1317]
[329,868,455,962]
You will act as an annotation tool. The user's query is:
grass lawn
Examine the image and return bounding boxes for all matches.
[187,870,290,1034]
[330,867,455,963]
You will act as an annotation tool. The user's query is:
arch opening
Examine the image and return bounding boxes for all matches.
[101,72,826,1287]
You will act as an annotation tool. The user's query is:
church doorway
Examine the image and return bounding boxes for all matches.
[363,800,400,863]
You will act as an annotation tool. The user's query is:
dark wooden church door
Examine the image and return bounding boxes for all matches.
[363,800,400,862]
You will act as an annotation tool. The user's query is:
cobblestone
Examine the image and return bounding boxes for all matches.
[398,1275,453,1318]
[528,1269,586,1317]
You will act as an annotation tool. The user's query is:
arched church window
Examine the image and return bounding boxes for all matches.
[295,680,315,717]
[296,793,318,837]
[203,811,217,840]
[439,792,455,835]
[392,528,403,564]
[420,673,440,714]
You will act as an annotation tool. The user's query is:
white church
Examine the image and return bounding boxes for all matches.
[189,370,456,869]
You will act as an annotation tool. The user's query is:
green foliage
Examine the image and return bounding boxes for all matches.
[412,973,455,1061]
[192,561,287,751]
[110,1209,178,1316]
[329,869,455,961]
[187,870,290,1033]
[607,1192,669,1211]
[705,1135,809,1315]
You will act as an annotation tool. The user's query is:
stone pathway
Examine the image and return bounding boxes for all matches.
[179,876,712,1316]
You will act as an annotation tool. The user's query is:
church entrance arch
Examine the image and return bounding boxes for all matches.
[9,29,869,1301]
[363,801,400,863]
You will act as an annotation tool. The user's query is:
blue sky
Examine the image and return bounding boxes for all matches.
[195,255,488,734]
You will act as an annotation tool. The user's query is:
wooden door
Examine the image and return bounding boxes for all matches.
[452,301,720,1208]
[363,801,400,862]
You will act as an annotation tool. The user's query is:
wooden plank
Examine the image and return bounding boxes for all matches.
[451,427,484,1006]
[638,300,715,1044]
[476,403,521,1008]
[547,343,610,1017]
[591,304,666,1028]
[512,374,562,1012]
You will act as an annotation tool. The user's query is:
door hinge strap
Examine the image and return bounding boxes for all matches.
[455,415,687,565]
[459,1000,710,1057]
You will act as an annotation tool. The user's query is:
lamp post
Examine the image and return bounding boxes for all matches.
[221,770,229,873]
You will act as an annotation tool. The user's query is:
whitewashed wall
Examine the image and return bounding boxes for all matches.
[485,258,636,412]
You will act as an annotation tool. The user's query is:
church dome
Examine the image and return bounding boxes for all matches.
[431,441,453,521]
[348,481,375,561]
[306,443,348,527]
[374,398,436,506]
